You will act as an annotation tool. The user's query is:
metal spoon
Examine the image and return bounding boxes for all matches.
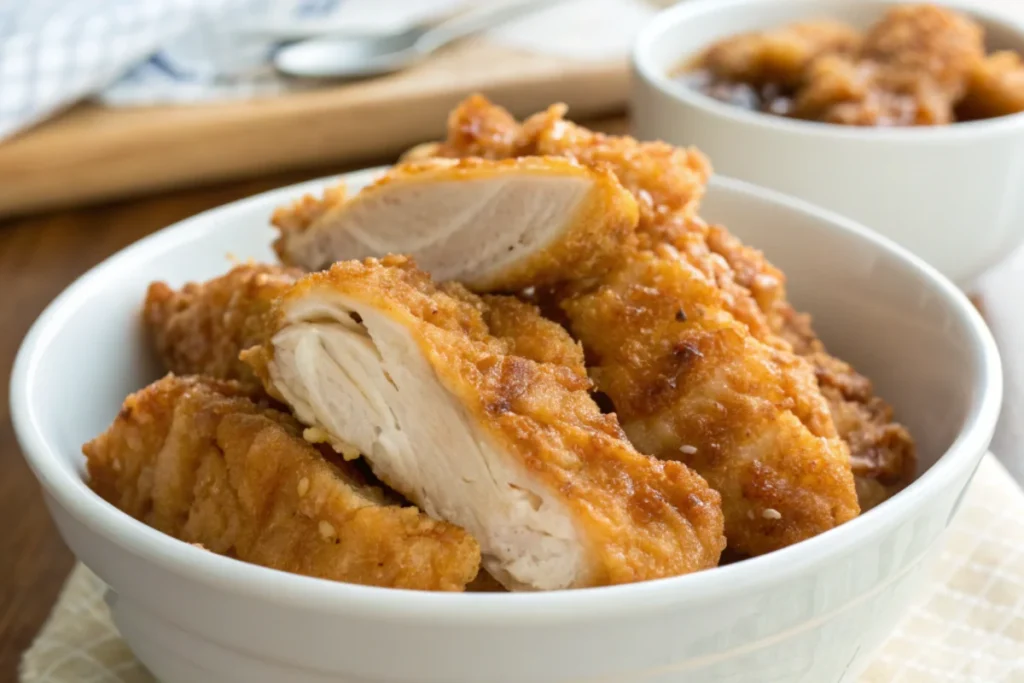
[273,0,570,79]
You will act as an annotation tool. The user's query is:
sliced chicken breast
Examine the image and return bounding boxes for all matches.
[271,157,639,291]
[242,256,725,590]
[85,375,481,591]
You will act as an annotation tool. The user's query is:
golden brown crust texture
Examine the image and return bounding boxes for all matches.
[959,51,1024,119]
[84,374,480,591]
[562,246,860,555]
[478,293,589,381]
[271,184,347,261]
[144,264,300,386]
[778,307,916,508]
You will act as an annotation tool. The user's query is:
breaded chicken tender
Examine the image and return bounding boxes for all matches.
[860,4,984,98]
[959,51,1024,119]
[793,53,955,125]
[562,246,860,555]
[705,221,916,507]
[84,375,481,590]
[794,4,985,125]
[478,293,588,379]
[243,256,726,590]
[272,156,639,291]
[421,97,775,337]
[777,308,916,510]
[144,264,300,386]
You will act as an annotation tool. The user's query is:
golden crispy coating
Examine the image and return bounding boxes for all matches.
[144,264,300,386]
[84,375,480,591]
[562,246,860,556]
[478,293,588,381]
[778,308,915,510]
[702,19,863,87]
[271,184,347,262]
[704,223,788,330]
[438,93,522,160]
[708,226,916,505]
[662,218,783,347]
[251,256,725,588]
[959,51,1024,120]
[793,5,984,125]
[861,4,984,98]
[519,106,712,242]
[793,53,956,126]
[427,97,773,333]
[271,156,639,292]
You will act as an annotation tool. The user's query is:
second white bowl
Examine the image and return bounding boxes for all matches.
[632,0,1024,285]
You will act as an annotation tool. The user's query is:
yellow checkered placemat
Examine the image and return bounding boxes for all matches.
[21,454,1024,683]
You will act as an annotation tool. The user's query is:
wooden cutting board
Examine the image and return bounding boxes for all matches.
[0,40,628,219]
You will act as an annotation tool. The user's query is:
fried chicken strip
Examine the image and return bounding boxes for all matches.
[793,5,985,125]
[561,245,859,555]
[144,264,300,386]
[417,94,915,508]
[776,307,915,510]
[700,19,862,88]
[959,51,1024,120]
[84,375,480,590]
[243,256,726,590]
[272,156,639,291]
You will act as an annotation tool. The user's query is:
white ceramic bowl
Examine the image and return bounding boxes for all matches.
[632,0,1024,286]
[12,169,1001,683]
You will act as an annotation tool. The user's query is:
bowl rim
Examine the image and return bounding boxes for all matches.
[633,0,1024,141]
[10,169,1002,625]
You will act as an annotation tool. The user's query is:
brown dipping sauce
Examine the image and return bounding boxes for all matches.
[680,70,797,117]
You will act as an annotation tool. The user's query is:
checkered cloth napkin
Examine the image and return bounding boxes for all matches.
[19,454,1024,682]
[0,0,654,141]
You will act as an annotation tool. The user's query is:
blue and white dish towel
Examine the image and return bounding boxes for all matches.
[0,0,654,141]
